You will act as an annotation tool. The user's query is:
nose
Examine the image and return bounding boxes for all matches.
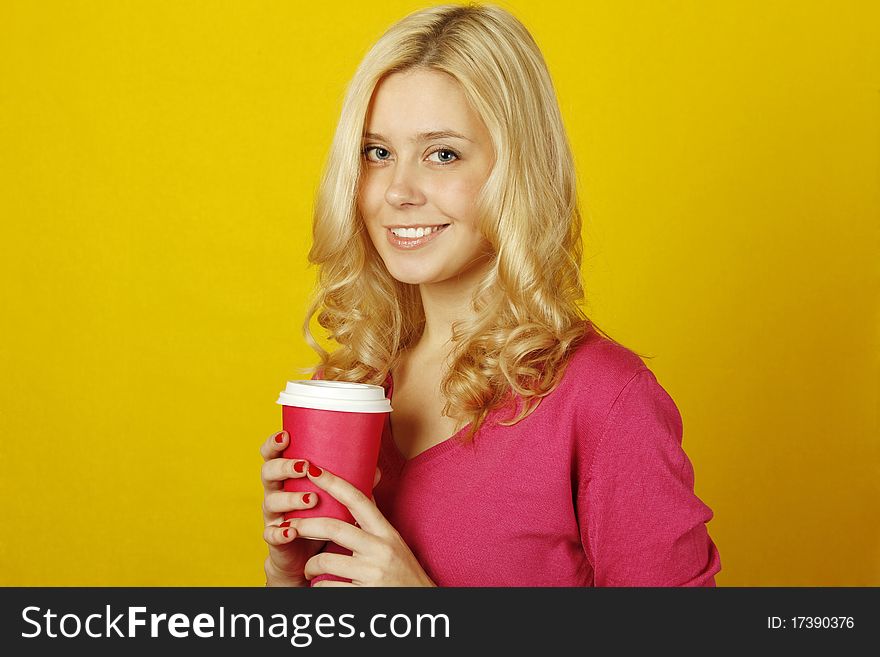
[384,161,426,207]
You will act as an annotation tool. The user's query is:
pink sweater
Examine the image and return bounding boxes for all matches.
[310,328,721,586]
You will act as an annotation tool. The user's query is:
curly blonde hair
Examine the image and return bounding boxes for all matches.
[301,3,649,441]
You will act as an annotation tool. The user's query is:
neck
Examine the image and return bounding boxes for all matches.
[415,253,493,355]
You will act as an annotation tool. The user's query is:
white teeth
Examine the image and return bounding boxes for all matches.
[390,225,446,238]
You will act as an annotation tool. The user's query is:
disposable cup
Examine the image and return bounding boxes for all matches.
[275,380,392,525]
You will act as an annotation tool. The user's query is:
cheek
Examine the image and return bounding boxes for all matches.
[357,184,381,222]
[362,215,384,245]
[432,179,482,225]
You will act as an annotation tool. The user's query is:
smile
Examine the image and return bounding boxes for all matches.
[386,224,450,250]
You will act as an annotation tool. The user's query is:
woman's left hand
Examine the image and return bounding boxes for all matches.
[290,464,437,587]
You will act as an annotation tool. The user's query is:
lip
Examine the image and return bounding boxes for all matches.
[386,224,450,250]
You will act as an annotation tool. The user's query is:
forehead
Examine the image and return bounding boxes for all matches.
[365,69,482,134]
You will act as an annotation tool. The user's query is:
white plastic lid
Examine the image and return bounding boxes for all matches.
[276,380,392,413]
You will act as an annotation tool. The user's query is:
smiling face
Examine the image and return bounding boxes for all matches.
[357,68,495,286]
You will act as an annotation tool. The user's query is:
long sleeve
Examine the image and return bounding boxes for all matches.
[578,368,722,586]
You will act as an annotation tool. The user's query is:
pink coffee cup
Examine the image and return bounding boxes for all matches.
[275,380,392,525]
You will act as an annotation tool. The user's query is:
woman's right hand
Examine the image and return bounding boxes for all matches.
[260,430,381,586]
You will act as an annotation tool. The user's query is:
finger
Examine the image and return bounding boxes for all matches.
[312,580,355,587]
[263,520,299,546]
[264,490,319,516]
[261,457,309,492]
[306,465,389,536]
[260,431,289,461]
[262,499,282,526]
[304,552,360,583]
[287,517,376,555]
[369,467,382,503]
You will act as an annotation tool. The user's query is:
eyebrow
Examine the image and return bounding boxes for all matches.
[363,130,473,143]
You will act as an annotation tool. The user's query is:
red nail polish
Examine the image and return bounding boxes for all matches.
[279,520,291,528]
[293,460,305,473]
[274,432,284,443]
[308,464,322,477]
[302,493,311,504]
[283,529,289,538]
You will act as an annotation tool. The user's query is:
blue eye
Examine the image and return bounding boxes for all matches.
[361,146,460,165]
[429,149,459,164]
[363,146,390,161]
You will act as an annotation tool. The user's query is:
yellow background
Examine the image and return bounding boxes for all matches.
[1,1,878,586]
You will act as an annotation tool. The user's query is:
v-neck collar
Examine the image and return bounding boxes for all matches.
[381,370,472,470]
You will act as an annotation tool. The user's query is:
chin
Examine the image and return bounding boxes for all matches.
[376,253,424,281]
[381,260,442,284]
[387,271,437,286]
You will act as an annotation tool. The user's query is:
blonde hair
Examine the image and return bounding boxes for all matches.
[302,2,649,441]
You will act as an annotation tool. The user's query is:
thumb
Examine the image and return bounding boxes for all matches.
[372,466,382,489]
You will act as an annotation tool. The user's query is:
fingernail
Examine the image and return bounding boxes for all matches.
[308,464,323,477]
[293,460,306,474]
[274,432,286,444]
[302,493,312,504]
[279,520,291,528]
[283,529,290,538]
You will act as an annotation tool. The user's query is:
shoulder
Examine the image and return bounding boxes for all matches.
[554,326,651,412]
[563,331,685,473]
[548,326,683,461]
[567,328,647,377]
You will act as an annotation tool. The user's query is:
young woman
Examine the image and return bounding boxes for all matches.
[260,3,722,587]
